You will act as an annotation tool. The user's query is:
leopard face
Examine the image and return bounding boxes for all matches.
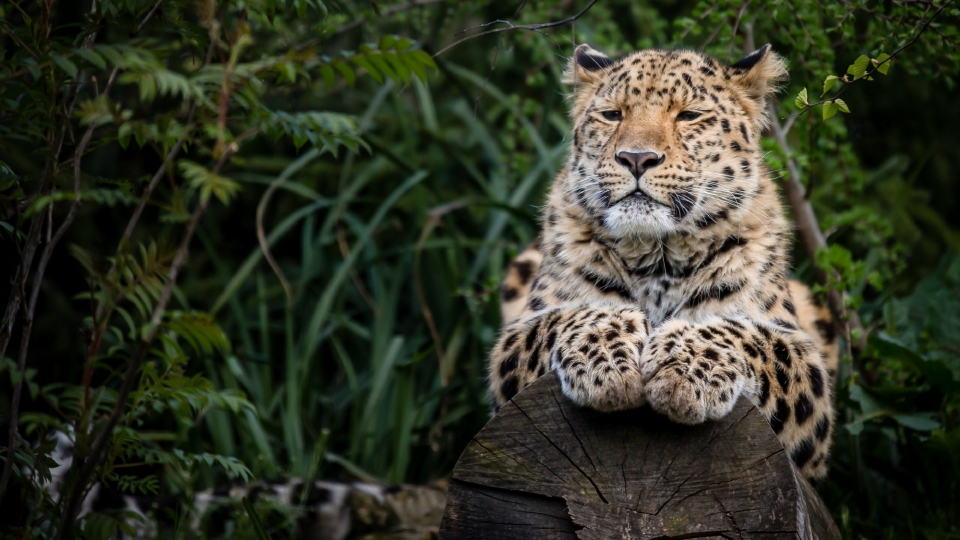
[563,45,786,237]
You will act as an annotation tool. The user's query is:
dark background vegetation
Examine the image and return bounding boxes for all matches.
[1,0,959,538]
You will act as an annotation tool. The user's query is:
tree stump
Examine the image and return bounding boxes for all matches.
[440,373,840,539]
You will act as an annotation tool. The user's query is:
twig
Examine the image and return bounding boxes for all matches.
[413,200,472,386]
[254,157,301,309]
[728,0,751,58]
[788,0,953,119]
[0,122,95,503]
[58,139,236,534]
[135,0,166,33]
[678,5,716,43]
[0,19,40,60]
[56,195,213,536]
[84,39,208,364]
[431,0,600,58]
[0,3,104,501]
[336,220,379,316]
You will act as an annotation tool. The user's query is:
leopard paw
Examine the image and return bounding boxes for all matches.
[552,308,648,412]
[640,321,746,424]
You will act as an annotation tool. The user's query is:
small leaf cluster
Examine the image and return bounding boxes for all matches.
[794,52,891,119]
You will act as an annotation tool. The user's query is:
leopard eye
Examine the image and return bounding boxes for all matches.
[601,110,623,121]
[676,111,702,121]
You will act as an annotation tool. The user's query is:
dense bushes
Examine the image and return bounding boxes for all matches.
[1,1,958,538]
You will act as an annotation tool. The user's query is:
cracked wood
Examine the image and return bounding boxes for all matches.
[440,373,839,539]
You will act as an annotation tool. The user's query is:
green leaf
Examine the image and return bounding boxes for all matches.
[822,75,839,96]
[334,61,356,87]
[794,87,809,109]
[367,53,398,81]
[835,98,850,113]
[385,53,411,82]
[822,101,838,120]
[178,161,240,205]
[407,49,437,71]
[892,412,940,431]
[400,53,428,82]
[319,64,335,87]
[868,333,960,393]
[874,53,892,75]
[379,35,397,50]
[75,48,106,69]
[351,56,382,84]
[847,55,870,80]
[52,54,78,78]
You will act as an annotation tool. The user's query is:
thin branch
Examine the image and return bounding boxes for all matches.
[742,24,872,381]
[336,220,379,315]
[0,122,95,500]
[431,0,600,58]
[57,139,236,534]
[55,195,213,537]
[0,19,40,60]
[255,162,298,309]
[678,5,716,43]
[135,0,166,33]
[413,200,471,386]
[789,0,953,119]
[0,0,106,502]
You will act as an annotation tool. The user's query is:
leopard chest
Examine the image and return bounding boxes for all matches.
[631,275,752,327]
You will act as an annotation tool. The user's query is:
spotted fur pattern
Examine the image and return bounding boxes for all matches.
[490,44,840,479]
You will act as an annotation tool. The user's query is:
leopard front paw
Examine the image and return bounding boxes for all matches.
[640,322,746,424]
[553,308,648,412]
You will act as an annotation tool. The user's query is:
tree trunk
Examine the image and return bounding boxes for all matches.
[440,373,840,539]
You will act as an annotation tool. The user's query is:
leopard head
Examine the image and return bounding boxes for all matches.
[561,44,787,237]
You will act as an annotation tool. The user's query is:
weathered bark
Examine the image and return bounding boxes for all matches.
[440,373,840,539]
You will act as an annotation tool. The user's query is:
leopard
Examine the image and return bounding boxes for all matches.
[489,43,840,480]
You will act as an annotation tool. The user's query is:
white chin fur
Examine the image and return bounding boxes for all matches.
[603,202,674,237]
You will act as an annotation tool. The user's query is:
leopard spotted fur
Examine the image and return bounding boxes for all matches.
[489,44,840,480]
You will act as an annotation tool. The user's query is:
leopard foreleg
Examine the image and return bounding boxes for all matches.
[490,305,649,413]
[641,317,834,479]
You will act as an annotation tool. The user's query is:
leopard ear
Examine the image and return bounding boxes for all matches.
[728,44,788,121]
[563,44,615,85]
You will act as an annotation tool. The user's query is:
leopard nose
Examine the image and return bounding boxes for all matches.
[615,151,664,179]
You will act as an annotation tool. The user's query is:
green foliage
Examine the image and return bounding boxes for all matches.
[1,1,959,539]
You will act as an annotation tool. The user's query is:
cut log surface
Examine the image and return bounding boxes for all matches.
[440,373,840,539]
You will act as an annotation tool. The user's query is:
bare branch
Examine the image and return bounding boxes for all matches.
[432,0,600,58]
